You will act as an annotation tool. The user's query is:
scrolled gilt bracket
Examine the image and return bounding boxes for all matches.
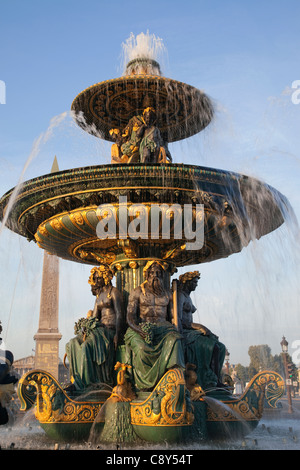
[130,368,194,427]
[206,370,285,423]
[247,369,285,409]
[18,370,102,424]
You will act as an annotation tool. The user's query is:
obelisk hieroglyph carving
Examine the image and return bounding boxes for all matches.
[34,156,62,379]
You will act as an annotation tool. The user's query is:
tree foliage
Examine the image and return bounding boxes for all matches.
[234,363,249,383]
[247,344,297,380]
[224,344,298,384]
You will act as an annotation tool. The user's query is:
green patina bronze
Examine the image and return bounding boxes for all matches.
[0,39,289,444]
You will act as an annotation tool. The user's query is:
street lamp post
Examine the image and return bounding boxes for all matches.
[280,336,293,414]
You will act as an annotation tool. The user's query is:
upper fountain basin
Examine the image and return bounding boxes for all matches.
[71,75,214,143]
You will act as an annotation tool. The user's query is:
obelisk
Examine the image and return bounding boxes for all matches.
[34,156,62,379]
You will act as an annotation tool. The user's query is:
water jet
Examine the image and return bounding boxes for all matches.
[0,32,289,446]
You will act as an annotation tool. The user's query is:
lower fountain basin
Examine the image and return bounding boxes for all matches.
[17,368,285,444]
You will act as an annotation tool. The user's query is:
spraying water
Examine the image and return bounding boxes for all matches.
[1,33,299,451]
[0,112,68,237]
[121,31,167,75]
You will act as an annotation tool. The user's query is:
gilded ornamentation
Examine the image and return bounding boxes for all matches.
[34,233,42,245]
[107,362,136,402]
[0,34,291,447]
[50,218,63,231]
[79,248,116,265]
[185,363,205,401]
[130,368,194,427]
[206,397,261,423]
[117,239,138,258]
[88,264,114,287]
[72,212,84,225]
[71,75,213,143]
[18,370,102,424]
[206,370,285,422]
[249,370,285,409]
[0,163,278,269]
[38,225,49,236]
[161,243,186,259]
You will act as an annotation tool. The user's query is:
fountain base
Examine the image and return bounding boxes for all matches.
[17,364,284,444]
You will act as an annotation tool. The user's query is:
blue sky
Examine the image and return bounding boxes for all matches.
[0,0,300,366]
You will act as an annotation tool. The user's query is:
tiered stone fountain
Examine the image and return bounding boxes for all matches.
[0,33,287,444]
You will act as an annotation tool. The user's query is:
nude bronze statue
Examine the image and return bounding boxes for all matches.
[124,260,184,391]
[91,265,124,349]
[65,265,124,390]
[177,271,226,390]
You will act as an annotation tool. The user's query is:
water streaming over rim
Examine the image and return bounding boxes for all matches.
[0,112,68,237]
[0,32,299,450]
